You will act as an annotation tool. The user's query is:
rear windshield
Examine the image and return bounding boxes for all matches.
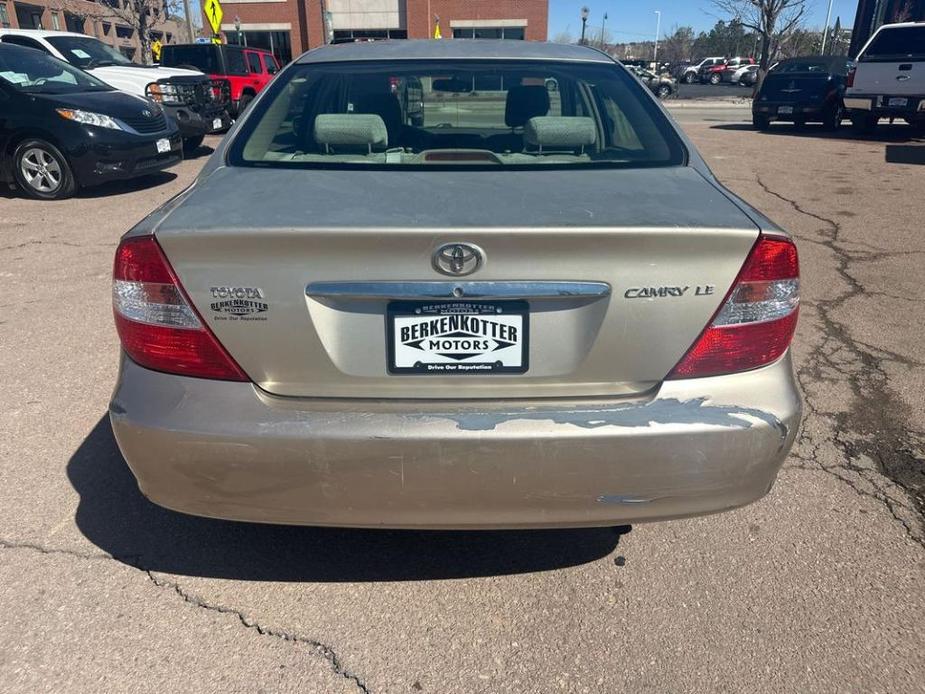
[770,58,845,75]
[228,60,686,169]
[862,26,925,61]
[161,44,220,73]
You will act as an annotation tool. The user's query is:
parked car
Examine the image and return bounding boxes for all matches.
[0,43,181,199]
[627,64,678,98]
[109,40,801,529]
[160,43,280,118]
[752,56,851,131]
[735,64,760,86]
[844,21,925,135]
[721,58,756,82]
[0,29,229,152]
[681,56,725,84]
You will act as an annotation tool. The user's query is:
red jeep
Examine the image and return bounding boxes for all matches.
[160,43,280,117]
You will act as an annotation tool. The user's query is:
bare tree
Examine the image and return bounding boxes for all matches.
[552,30,575,45]
[712,0,807,80]
[659,25,696,65]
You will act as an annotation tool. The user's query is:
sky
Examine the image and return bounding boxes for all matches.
[547,0,860,42]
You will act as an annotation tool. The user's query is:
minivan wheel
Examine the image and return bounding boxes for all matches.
[13,139,76,200]
[822,102,843,131]
[183,135,205,153]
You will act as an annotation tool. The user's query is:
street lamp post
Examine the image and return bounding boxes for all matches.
[580,6,589,46]
[600,12,608,48]
[653,10,661,66]
[820,0,835,55]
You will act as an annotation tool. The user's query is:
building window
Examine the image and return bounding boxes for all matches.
[50,11,59,30]
[14,3,45,29]
[0,3,9,28]
[64,12,84,33]
[101,22,111,35]
[452,26,525,40]
[115,24,134,39]
[332,28,407,43]
[119,46,137,61]
[225,30,293,64]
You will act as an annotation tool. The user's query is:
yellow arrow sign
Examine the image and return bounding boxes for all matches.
[204,0,224,36]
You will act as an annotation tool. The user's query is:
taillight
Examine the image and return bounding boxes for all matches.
[112,236,249,381]
[846,66,856,88]
[668,234,799,379]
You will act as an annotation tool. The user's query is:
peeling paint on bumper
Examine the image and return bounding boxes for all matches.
[109,353,801,529]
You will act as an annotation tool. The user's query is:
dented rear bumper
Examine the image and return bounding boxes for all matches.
[109,354,801,528]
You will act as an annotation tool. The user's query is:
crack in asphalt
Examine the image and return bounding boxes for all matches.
[755,175,925,548]
[144,570,372,693]
[0,539,371,693]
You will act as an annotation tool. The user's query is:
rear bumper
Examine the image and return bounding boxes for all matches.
[109,353,801,529]
[753,101,829,121]
[844,94,925,119]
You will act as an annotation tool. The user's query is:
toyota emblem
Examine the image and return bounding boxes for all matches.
[432,243,483,276]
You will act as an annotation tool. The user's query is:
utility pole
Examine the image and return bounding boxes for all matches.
[653,10,661,65]
[600,11,607,48]
[181,0,194,42]
[820,0,835,55]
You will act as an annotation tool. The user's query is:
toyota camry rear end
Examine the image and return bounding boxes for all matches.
[109,40,801,528]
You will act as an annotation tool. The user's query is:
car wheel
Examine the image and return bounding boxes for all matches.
[682,72,694,84]
[12,139,76,200]
[850,112,877,135]
[823,102,844,131]
[753,113,771,131]
[182,135,205,154]
[656,84,672,99]
[709,73,721,85]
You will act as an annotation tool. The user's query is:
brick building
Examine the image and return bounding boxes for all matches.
[214,0,548,65]
[0,0,188,62]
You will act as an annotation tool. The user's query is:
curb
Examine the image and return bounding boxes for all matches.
[665,99,752,109]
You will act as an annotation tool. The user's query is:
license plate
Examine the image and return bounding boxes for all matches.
[155,138,171,154]
[778,105,793,115]
[888,97,908,108]
[212,117,223,130]
[387,300,528,375]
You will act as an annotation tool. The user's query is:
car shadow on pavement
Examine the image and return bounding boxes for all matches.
[76,172,179,199]
[67,416,626,582]
[183,144,216,160]
[710,122,924,144]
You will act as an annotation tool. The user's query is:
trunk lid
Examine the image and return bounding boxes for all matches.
[762,73,832,101]
[155,166,760,399]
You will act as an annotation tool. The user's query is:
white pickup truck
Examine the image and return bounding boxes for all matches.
[0,29,230,150]
[845,21,925,134]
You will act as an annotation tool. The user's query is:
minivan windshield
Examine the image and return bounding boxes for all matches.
[45,35,135,68]
[229,60,686,169]
[0,45,112,94]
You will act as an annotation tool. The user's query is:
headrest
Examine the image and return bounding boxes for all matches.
[314,114,388,149]
[504,85,550,128]
[524,117,597,150]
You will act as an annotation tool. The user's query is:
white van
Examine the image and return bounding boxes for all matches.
[0,29,229,150]
[845,21,925,134]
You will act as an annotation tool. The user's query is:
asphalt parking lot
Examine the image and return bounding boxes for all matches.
[1,110,923,693]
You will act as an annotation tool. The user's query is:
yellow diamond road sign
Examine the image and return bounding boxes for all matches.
[204,0,224,35]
